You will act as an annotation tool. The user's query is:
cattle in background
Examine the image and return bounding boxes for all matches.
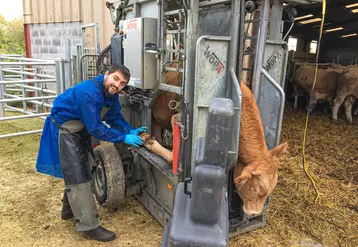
[332,66,358,123]
[234,81,288,216]
[292,65,343,112]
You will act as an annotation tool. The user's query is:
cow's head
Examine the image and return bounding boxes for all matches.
[234,142,288,215]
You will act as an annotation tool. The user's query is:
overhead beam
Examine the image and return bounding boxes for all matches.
[296,0,358,14]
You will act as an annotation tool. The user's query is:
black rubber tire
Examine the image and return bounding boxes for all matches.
[92,144,125,210]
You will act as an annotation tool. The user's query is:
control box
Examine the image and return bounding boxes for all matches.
[119,17,158,89]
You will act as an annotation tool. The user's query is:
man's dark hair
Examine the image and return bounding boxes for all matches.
[108,64,131,82]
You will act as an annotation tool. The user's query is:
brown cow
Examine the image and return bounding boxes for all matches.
[332,66,358,123]
[234,81,288,216]
[293,65,342,112]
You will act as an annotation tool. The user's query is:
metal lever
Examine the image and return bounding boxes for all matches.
[184,177,192,198]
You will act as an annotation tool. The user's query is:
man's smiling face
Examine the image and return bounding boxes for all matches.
[103,70,128,97]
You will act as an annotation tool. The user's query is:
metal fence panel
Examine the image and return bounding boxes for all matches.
[0,55,64,139]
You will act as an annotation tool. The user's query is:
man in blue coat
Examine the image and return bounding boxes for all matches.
[36,64,147,242]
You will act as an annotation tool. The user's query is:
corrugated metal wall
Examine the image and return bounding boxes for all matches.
[23,0,114,49]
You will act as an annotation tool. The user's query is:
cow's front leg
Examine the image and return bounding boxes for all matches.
[332,95,346,121]
[293,83,299,109]
[307,92,317,113]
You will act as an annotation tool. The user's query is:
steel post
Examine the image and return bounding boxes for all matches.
[0,57,4,117]
[20,59,27,111]
[64,39,73,89]
[76,45,83,83]
[226,0,241,98]
[183,0,199,177]
[269,0,284,40]
[251,0,270,102]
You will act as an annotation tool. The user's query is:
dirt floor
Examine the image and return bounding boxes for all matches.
[0,105,357,247]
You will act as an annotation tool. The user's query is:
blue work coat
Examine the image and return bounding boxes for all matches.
[36,74,133,178]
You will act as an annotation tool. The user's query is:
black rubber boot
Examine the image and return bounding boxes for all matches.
[83,226,116,242]
[61,191,74,220]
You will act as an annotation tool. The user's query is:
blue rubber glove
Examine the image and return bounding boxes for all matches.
[124,134,144,147]
[129,126,148,135]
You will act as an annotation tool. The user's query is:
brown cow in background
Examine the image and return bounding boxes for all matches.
[292,65,342,112]
[332,66,358,123]
[234,81,288,216]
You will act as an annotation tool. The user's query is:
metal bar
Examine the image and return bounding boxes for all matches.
[5,67,36,71]
[226,0,241,98]
[6,89,35,93]
[0,95,56,103]
[0,62,55,66]
[0,79,56,85]
[158,83,183,95]
[199,0,231,8]
[0,56,53,62]
[164,9,184,16]
[261,68,285,146]
[13,84,56,94]
[19,63,28,112]
[0,112,49,121]
[183,0,199,177]
[60,60,66,93]
[81,23,98,29]
[0,129,43,139]
[64,39,72,89]
[76,45,83,83]
[0,68,55,79]
[55,60,62,94]
[238,0,245,81]
[251,0,270,102]
[34,67,40,113]
[4,94,53,108]
[164,67,184,73]
[5,105,47,119]
[95,23,100,54]
[0,58,5,118]
[269,0,284,40]
[165,30,186,34]
[227,68,242,172]
[0,54,23,57]
[4,75,22,78]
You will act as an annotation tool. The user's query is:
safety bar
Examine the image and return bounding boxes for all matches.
[227,68,242,172]
[4,94,53,108]
[261,68,285,146]
[0,112,50,121]
[5,105,47,120]
[0,56,54,62]
[0,129,43,139]
[0,95,56,103]
[0,62,55,66]
[13,84,56,95]
[0,79,56,85]
[1,69,56,79]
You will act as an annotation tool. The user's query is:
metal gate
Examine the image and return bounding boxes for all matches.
[0,55,68,138]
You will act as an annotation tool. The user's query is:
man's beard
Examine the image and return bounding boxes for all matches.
[103,78,114,98]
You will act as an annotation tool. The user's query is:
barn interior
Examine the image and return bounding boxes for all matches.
[283,0,358,65]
